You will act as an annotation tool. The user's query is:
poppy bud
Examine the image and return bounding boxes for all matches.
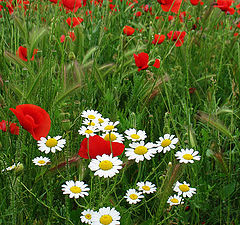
[68,52,76,61]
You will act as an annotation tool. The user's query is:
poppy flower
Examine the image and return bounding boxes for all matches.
[0,120,19,135]
[190,0,200,5]
[179,11,186,23]
[123,25,135,36]
[152,34,165,44]
[168,15,174,21]
[60,35,66,43]
[213,0,235,15]
[157,0,182,14]
[9,104,51,140]
[62,0,82,12]
[78,135,125,159]
[66,17,83,27]
[134,11,142,17]
[167,31,186,47]
[134,52,149,71]
[152,59,160,68]
[16,46,38,62]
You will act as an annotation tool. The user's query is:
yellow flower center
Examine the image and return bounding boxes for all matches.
[100,215,113,225]
[70,186,82,194]
[88,115,96,119]
[179,184,190,192]
[183,154,193,160]
[129,194,138,200]
[85,129,93,134]
[88,122,95,126]
[104,133,117,141]
[130,134,140,139]
[161,139,171,147]
[134,146,148,155]
[85,214,92,220]
[104,125,114,131]
[170,198,179,203]
[142,185,150,191]
[38,160,46,164]
[98,118,104,123]
[46,138,58,147]
[99,160,113,170]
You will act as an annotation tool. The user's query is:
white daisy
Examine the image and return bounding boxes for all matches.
[175,148,201,164]
[81,110,102,120]
[88,154,122,178]
[97,117,110,124]
[173,181,196,198]
[80,209,96,224]
[125,141,157,163]
[62,180,90,199]
[124,189,144,204]
[124,128,147,142]
[1,162,21,172]
[167,194,184,206]
[101,132,125,143]
[32,156,50,166]
[99,121,119,133]
[37,136,66,154]
[156,134,178,153]
[82,118,100,127]
[78,126,99,138]
[137,181,157,194]
[92,207,120,225]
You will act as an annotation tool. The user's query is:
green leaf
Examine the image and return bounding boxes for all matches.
[82,46,98,65]
[221,182,236,199]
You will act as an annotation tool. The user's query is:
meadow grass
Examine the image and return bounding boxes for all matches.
[0,0,240,224]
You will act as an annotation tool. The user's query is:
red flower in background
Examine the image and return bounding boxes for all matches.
[0,120,19,135]
[123,25,135,36]
[66,17,83,27]
[9,104,51,140]
[134,52,149,71]
[152,34,165,44]
[16,46,38,62]
[190,0,200,5]
[62,0,83,12]
[78,135,125,159]
[157,0,182,14]
[152,59,160,68]
[167,31,186,47]
[214,0,235,15]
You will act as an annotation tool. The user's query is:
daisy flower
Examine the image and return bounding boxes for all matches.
[97,117,110,125]
[82,118,100,127]
[99,121,119,133]
[78,126,99,138]
[92,207,120,225]
[88,154,122,178]
[101,132,124,143]
[32,156,50,166]
[124,128,147,142]
[175,148,201,164]
[156,134,178,153]
[80,209,96,224]
[81,110,102,120]
[62,180,90,198]
[167,194,184,206]
[1,162,21,172]
[173,181,196,198]
[124,189,144,204]
[125,141,157,163]
[37,136,66,154]
[137,181,157,194]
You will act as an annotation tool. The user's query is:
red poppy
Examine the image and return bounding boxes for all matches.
[62,0,82,12]
[60,35,66,43]
[134,52,149,71]
[168,15,174,21]
[152,34,165,44]
[157,0,182,14]
[16,46,38,62]
[167,31,186,47]
[0,120,19,135]
[66,17,83,27]
[190,0,200,5]
[179,11,186,22]
[78,135,125,159]
[69,31,76,41]
[152,59,160,68]
[9,104,51,140]
[214,0,235,15]
[134,11,142,17]
[123,25,135,36]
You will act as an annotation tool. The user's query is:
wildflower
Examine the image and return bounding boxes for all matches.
[0,120,19,135]
[124,128,147,142]
[125,141,157,163]
[88,154,122,178]
[32,156,50,166]
[60,35,65,43]
[124,189,144,204]
[190,0,200,5]
[1,162,21,172]
[62,0,83,12]
[10,104,51,140]
[137,181,157,194]
[167,31,186,47]
[173,181,196,198]
[78,126,99,138]
[179,11,186,23]
[62,180,90,198]
[82,118,100,127]
[16,46,38,62]
[81,110,102,120]
[80,209,95,224]
[134,11,142,17]
[99,121,119,133]
[152,59,160,68]
[68,31,76,41]
[37,136,66,154]
[134,52,149,71]
[156,134,178,153]
[101,132,124,143]
[152,34,165,45]
[123,25,135,36]
[66,17,83,27]
[168,15,174,21]
[214,0,235,15]
[78,135,125,159]
[157,0,182,14]
[167,194,184,206]
[175,148,201,164]
[92,207,120,225]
